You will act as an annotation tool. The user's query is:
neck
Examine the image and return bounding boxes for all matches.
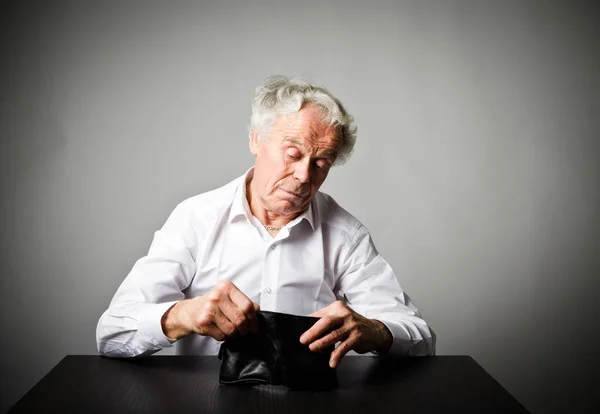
[246,179,297,229]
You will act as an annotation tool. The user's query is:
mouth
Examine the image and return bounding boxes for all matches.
[279,188,308,198]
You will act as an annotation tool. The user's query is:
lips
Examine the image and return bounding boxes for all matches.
[280,188,308,198]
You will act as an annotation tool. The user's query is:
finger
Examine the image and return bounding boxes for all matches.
[309,326,350,352]
[329,336,356,368]
[251,302,260,333]
[227,285,260,333]
[244,302,261,334]
[218,298,251,335]
[228,284,255,312]
[198,323,227,342]
[228,286,258,317]
[211,309,239,339]
[309,300,345,318]
[300,316,341,345]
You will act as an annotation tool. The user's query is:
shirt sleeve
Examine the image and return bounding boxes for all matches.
[335,225,436,356]
[96,202,198,357]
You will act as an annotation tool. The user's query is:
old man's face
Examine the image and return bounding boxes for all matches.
[249,105,341,218]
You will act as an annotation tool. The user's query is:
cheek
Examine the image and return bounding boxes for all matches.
[269,175,289,193]
[261,156,289,183]
[318,168,331,182]
[311,174,327,191]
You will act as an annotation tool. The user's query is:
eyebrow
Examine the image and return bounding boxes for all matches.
[283,138,338,159]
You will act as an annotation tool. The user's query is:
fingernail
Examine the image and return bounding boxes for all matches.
[329,359,335,368]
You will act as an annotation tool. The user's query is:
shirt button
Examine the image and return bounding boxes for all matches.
[152,339,158,346]
[265,287,272,294]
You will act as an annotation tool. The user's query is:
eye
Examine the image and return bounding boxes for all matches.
[314,159,331,171]
[286,147,301,160]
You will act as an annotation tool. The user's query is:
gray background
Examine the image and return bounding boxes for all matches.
[1,0,598,413]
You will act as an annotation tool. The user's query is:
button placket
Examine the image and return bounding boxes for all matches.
[260,241,281,310]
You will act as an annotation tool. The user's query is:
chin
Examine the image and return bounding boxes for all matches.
[272,201,305,216]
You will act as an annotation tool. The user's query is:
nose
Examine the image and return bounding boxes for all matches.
[293,159,311,184]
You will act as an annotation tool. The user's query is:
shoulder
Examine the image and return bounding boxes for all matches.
[168,174,243,224]
[314,191,365,240]
[181,174,242,210]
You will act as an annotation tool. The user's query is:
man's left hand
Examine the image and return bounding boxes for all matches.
[299,301,393,368]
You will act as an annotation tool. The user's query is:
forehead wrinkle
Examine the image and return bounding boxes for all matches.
[282,112,331,139]
[283,137,307,148]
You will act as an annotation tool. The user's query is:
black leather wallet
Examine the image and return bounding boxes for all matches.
[218,310,338,390]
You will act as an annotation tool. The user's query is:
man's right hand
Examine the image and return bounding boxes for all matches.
[160,280,260,341]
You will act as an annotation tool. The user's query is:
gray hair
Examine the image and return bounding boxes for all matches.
[249,75,357,165]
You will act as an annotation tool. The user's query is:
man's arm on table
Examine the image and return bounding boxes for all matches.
[97,199,260,358]
[301,224,436,366]
[96,202,196,357]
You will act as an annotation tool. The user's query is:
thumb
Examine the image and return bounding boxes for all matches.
[309,307,328,318]
[249,302,261,334]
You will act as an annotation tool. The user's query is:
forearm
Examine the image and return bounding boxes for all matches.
[97,200,200,357]
[161,300,193,340]
[335,225,436,356]
[96,301,178,358]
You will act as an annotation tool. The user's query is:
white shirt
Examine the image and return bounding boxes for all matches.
[96,169,436,357]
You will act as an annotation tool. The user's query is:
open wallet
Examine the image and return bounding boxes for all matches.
[218,310,338,390]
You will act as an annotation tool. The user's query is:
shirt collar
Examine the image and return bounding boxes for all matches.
[229,167,315,231]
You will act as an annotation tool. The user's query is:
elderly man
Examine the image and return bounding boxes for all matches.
[97,76,435,368]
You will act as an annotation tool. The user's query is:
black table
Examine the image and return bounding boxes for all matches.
[8,355,529,413]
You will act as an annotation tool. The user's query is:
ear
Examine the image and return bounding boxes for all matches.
[249,130,260,156]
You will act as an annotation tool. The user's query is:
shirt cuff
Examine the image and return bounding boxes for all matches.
[138,301,180,348]
[375,320,413,356]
